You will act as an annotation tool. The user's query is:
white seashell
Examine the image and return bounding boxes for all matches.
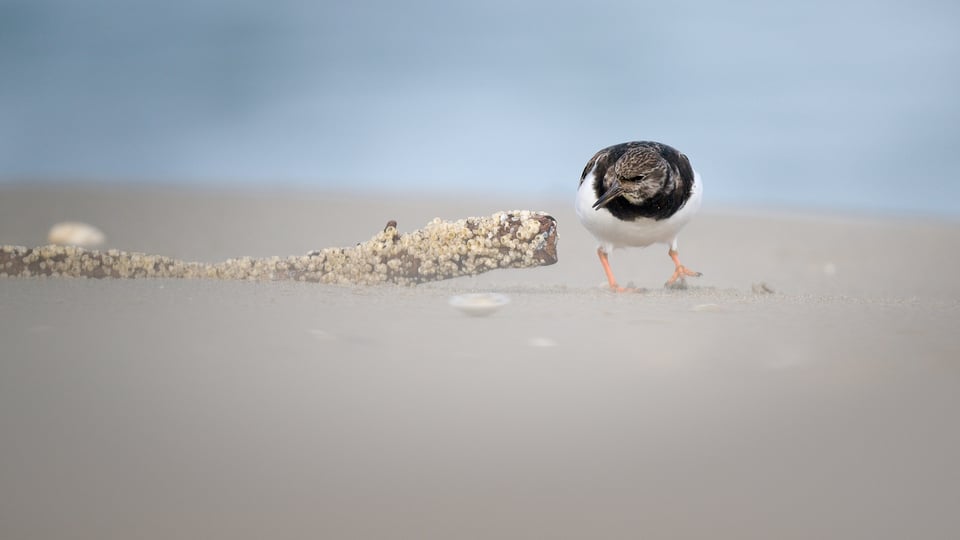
[690,303,722,312]
[448,292,510,317]
[47,222,106,247]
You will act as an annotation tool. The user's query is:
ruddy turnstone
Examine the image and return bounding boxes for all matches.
[575,141,702,292]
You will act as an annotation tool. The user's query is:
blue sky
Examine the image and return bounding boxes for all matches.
[2,0,959,215]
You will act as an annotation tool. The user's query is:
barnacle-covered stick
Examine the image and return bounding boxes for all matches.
[0,211,558,285]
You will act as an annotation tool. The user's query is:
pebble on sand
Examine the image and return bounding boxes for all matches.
[47,222,106,247]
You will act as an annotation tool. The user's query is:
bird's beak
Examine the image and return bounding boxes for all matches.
[592,180,623,210]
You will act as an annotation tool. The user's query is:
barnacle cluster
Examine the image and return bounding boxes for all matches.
[0,211,558,285]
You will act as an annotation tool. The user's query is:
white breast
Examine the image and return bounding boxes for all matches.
[575,170,702,252]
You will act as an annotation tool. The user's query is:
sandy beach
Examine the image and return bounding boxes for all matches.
[1,186,958,539]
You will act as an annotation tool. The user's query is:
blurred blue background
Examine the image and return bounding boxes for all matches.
[1,0,958,215]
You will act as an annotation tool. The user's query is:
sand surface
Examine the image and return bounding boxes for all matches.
[1,186,959,539]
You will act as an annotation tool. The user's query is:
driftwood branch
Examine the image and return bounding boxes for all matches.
[0,211,558,285]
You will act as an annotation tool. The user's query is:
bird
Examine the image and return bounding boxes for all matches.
[575,141,702,292]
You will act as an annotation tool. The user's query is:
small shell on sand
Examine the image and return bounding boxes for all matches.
[691,303,723,312]
[752,282,775,294]
[449,293,510,317]
[47,222,106,247]
[528,337,557,347]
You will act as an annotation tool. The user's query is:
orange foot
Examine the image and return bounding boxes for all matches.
[597,248,640,293]
[665,249,702,288]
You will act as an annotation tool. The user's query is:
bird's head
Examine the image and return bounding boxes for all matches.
[591,147,668,210]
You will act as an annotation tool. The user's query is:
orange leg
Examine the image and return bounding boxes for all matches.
[597,248,636,293]
[665,248,702,287]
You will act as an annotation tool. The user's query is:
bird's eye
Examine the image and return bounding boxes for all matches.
[627,174,645,182]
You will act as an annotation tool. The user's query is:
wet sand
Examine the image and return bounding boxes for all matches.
[1,186,959,539]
